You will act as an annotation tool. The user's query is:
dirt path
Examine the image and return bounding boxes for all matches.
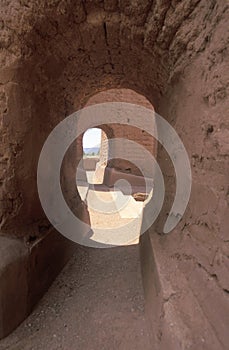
[0,244,151,350]
[0,176,151,350]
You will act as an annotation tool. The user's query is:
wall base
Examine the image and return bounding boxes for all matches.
[103,166,154,192]
[0,230,76,340]
[140,229,228,350]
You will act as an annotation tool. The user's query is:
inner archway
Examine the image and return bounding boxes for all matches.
[75,88,156,245]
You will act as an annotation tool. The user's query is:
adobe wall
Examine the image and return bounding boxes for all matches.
[140,1,229,348]
[0,0,228,346]
[100,130,109,166]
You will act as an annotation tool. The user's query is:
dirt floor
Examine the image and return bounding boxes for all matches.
[0,245,151,350]
[0,176,151,349]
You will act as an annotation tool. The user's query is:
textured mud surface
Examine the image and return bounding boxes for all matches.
[0,0,228,348]
[0,244,150,350]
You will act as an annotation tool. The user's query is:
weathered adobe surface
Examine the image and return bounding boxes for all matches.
[140,1,229,348]
[1,0,227,237]
[0,0,228,348]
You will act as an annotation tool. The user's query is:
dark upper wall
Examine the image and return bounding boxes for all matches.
[1,0,227,237]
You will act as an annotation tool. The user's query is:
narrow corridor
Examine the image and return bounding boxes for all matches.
[0,245,151,350]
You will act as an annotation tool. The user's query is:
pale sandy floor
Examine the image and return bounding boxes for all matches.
[78,171,145,246]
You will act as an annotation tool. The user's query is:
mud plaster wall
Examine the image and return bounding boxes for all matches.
[99,130,108,166]
[140,1,229,348]
[0,0,171,237]
[0,1,228,347]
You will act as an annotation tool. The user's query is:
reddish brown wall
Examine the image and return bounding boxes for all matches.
[140,1,229,348]
[0,0,228,347]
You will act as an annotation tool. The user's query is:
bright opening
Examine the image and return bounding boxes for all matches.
[83,128,101,157]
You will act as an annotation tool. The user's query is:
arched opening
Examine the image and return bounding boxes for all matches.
[75,88,156,245]
[83,88,156,187]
